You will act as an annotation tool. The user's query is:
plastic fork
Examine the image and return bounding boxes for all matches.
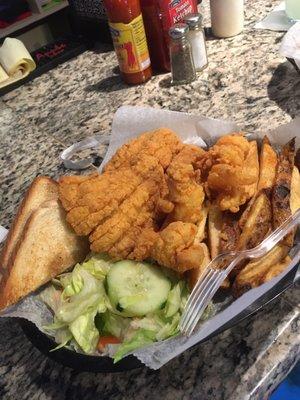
[179,208,300,336]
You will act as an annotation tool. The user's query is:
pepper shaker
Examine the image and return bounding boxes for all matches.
[169,23,196,85]
[184,13,208,72]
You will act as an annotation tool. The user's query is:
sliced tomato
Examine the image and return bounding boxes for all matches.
[97,335,120,351]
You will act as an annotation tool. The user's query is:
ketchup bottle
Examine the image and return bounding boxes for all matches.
[140,0,198,72]
[103,0,152,84]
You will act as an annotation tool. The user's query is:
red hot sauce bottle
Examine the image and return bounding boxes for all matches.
[103,0,152,84]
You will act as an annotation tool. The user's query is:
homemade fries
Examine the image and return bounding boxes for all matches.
[201,135,299,297]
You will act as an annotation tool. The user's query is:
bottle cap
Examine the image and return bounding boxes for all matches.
[184,13,203,29]
[169,23,189,40]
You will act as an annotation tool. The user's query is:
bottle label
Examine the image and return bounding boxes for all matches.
[159,0,197,29]
[109,15,151,74]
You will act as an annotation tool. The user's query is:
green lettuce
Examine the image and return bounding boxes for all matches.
[41,255,215,362]
[81,253,112,280]
[69,309,99,354]
[156,312,180,341]
[56,269,106,323]
[101,312,130,338]
[61,265,84,299]
[164,281,184,318]
[113,329,156,363]
[50,328,73,352]
[39,286,64,314]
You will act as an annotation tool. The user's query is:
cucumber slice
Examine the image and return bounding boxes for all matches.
[107,261,171,317]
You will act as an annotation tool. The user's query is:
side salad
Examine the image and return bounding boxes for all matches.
[40,254,212,362]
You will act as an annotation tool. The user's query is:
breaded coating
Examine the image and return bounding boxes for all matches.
[59,128,208,273]
[59,154,168,258]
[165,145,205,224]
[104,128,183,171]
[151,221,205,273]
[197,134,259,212]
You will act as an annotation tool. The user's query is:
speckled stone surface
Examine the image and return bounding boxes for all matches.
[0,0,299,399]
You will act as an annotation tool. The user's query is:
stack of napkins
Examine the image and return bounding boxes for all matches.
[0,37,36,89]
[280,22,300,70]
[255,1,294,31]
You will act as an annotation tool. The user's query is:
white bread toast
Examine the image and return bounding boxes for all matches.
[0,199,89,310]
[0,176,59,270]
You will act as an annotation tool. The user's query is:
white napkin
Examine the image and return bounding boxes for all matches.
[0,226,8,243]
[255,1,294,31]
[0,38,36,89]
[280,21,300,68]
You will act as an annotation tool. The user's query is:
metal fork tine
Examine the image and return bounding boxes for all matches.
[184,272,225,336]
[180,269,217,330]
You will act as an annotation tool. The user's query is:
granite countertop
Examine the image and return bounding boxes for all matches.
[0,0,300,399]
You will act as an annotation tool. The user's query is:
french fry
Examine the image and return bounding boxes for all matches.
[295,147,300,170]
[257,136,278,192]
[217,212,240,286]
[187,243,211,289]
[243,140,259,199]
[194,206,208,244]
[290,166,300,214]
[237,191,272,250]
[262,256,291,283]
[208,205,223,259]
[272,138,295,247]
[232,244,289,298]
[220,212,240,253]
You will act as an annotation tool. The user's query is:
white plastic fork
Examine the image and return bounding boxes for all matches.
[179,208,300,336]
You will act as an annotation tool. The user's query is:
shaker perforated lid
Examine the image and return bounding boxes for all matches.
[184,13,203,29]
[169,23,189,40]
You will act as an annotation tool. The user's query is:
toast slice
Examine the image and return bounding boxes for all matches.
[0,200,89,310]
[0,176,59,270]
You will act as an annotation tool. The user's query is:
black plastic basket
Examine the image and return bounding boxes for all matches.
[287,58,300,74]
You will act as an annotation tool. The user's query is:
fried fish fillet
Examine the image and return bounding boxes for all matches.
[104,128,183,172]
[165,145,205,224]
[150,221,205,273]
[59,129,207,272]
[59,155,169,259]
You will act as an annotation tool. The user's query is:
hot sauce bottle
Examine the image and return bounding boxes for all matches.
[103,0,152,84]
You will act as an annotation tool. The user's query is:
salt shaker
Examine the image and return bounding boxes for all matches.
[169,23,196,85]
[210,0,244,38]
[184,13,208,72]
